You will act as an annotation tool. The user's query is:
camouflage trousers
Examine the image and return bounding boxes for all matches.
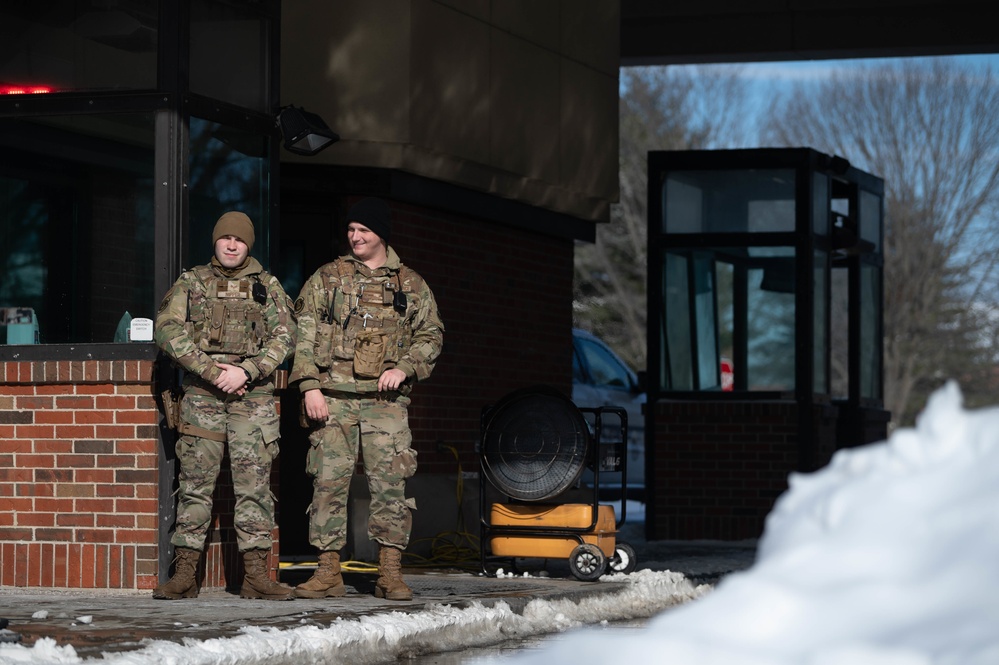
[306,392,417,552]
[171,389,281,552]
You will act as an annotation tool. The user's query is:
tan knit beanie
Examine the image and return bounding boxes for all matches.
[212,211,255,251]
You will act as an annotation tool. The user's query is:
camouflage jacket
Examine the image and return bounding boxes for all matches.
[155,257,297,391]
[289,247,444,395]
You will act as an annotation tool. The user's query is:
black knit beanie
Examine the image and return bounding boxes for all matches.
[347,197,391,244]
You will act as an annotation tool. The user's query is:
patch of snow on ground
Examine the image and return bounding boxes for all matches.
[0,571,705,665]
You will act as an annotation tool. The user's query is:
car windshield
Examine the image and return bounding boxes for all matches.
[572,344,588,383]
[576,336,633,389]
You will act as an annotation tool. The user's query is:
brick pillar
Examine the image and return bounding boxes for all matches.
[0,359,286,591]
[0,359,160,589]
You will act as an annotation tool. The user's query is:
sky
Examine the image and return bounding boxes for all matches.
[680,53,999,149]
[2,381,997,664]
[711,53,999,86]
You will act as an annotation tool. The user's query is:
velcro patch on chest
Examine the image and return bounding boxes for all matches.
[215,279,251,298]
[360,289,386,304]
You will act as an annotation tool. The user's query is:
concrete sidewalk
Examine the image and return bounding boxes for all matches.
[0,531,757,662]
[0,569,629,659]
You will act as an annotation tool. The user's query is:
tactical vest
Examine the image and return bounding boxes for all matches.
[185,265,267,357]
[313,258,422,376]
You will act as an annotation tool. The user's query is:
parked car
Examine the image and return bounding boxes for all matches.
[571,328,645,496]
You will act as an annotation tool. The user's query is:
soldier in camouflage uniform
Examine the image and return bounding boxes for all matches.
[153,211,297,601]
[290,197,444,601]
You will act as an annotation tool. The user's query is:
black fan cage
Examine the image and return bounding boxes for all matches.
[480,387,591,501]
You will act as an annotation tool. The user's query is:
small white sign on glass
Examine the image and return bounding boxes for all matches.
[129,317,154,342]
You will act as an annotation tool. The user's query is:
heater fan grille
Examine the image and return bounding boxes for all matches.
[481,387,590,501]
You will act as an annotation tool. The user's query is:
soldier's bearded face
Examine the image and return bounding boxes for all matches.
[215,235,249,268]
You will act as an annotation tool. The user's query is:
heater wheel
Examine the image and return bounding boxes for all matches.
[608,541,638,574]
[568,543,606,581]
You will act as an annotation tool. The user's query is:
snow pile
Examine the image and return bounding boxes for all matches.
[506,382,999,664]
[0,571,704,664]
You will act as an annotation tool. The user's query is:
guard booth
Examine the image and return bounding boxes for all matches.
[645,148,890,540]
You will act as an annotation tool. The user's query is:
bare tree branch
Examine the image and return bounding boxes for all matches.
[763,58,999,424]
[574,66,750,370]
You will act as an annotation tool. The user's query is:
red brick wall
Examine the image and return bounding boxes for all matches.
[0,360,161,589]
[0,360,289,591]
[647,400,840,541]
[384,201,575,474]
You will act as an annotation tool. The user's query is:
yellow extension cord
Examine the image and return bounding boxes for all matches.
[284,443,481,574]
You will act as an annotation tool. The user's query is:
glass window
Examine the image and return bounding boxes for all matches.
[813,249,828,394]
[693,254,720,390]
[859,264,882,400]
[0,1,158,95]
[859,189,881,252]
[190,0,269,112]
[188,116,271,267]
[662,246,796,392]
[663,169,796,234]
[812,172,829,236]
[746,247,796,391]
[830,266,849,399]
[812,173,829,394]
[716,260,734,370]
[663,252,692,390]
[0,114,155,344]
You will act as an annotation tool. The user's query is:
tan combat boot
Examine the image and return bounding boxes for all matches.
[374,545,412,601]
[239,549,295,601]
[295,551,347,598]
[152,547,201,600]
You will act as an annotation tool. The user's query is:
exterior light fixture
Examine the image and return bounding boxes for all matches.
[277,105,339,156]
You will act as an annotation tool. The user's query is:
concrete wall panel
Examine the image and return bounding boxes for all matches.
[281,0,619,223]
[411,0,491,165]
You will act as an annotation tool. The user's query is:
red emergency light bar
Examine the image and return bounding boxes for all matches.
[0,86,53,95]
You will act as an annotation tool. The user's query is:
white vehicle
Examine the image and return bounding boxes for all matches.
[571,328,645,496]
